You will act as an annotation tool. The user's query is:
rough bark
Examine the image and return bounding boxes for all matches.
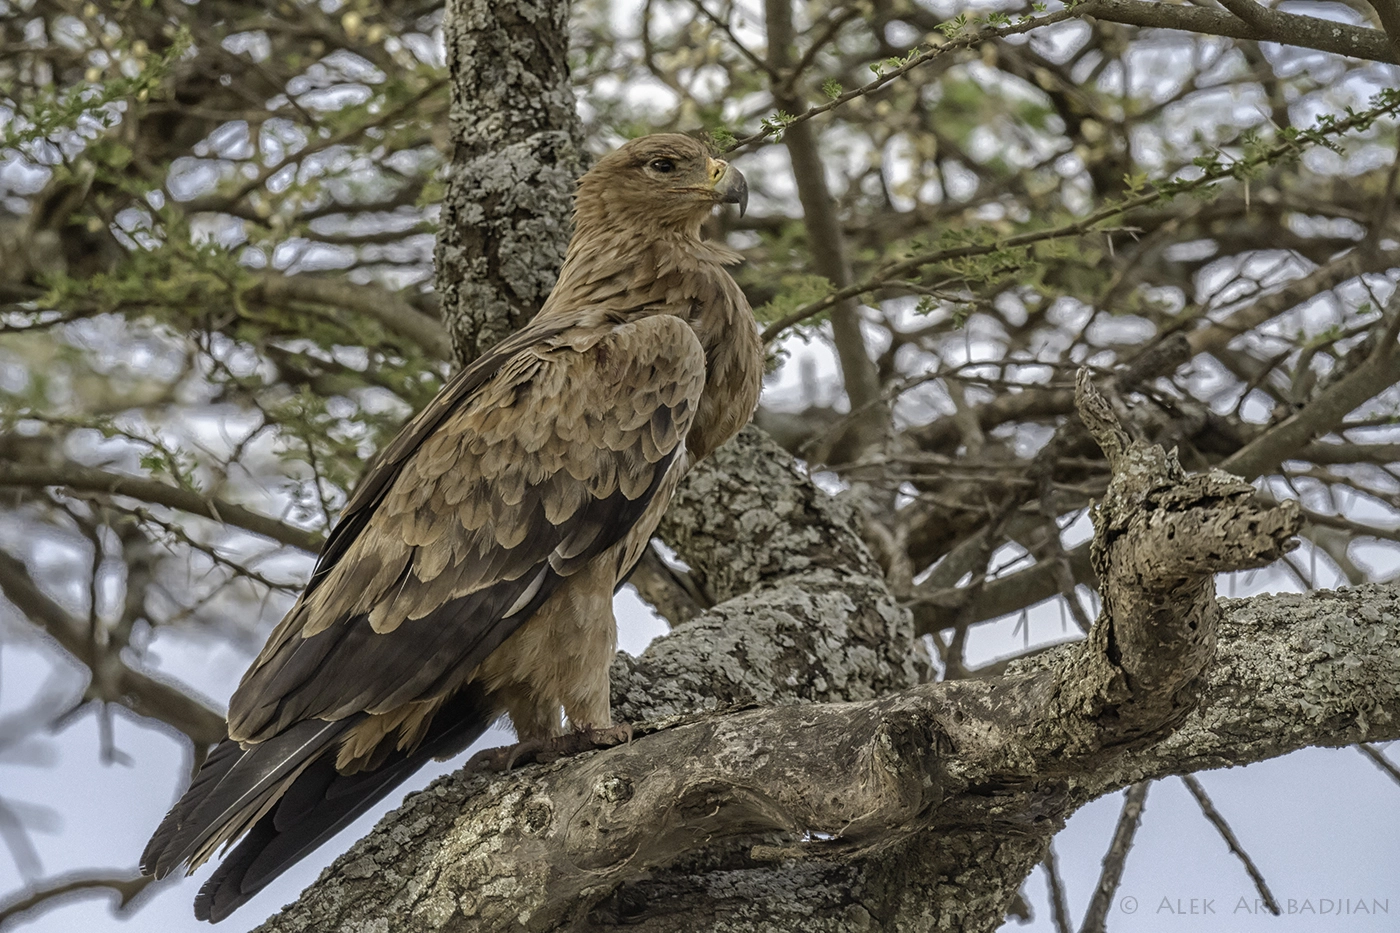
[433,0,585,364]
[248,380,1347,933]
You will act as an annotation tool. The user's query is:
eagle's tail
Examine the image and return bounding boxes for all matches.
[141,685,494,923]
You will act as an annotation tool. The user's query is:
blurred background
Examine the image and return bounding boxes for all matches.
[2,0,1399,929]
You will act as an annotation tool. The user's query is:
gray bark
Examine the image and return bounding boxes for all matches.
[246,390,1386,933]
[433,0,585,364]
[763,0,882,461]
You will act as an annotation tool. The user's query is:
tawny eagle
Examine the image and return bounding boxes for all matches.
[141,133,761,921]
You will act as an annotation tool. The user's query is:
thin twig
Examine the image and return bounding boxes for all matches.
[1220,291,1400,480]
[727,8,1082,153]
[0,872,154,927]
[761,97,1400,343]
[1358,742,1400,787]
[687,0,778,80]
[1180,774,1281,916]
[730,0,1398,158]
[1043,841,1074,933]
[1080,781,1150,933]
[0,550,226,744]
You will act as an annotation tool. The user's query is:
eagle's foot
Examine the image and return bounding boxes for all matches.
[467,723,633,773]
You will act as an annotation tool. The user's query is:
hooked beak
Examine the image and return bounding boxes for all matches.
[708,158,748,217]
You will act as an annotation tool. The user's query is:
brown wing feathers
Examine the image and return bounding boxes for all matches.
[141,313,707,917]
[141,134,761,923]
[225,314,704,740]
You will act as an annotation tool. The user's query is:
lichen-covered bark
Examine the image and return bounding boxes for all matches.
[254,582,1397,933]
[612,427,926,722]
[250,388,1357,933]
[433,0,584,364]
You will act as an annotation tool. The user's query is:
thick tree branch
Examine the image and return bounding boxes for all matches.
[255,272,452,360]
[0,462,322,553]
[254,388,1321,932]
[248,578,1394,933]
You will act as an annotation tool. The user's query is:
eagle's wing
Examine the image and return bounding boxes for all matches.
[142,311,705,895]
[230,310,706,741]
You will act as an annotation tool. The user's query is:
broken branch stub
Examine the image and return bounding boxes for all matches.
[1073,370,1302,739]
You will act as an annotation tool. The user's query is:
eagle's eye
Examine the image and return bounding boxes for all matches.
[649,158,676,174]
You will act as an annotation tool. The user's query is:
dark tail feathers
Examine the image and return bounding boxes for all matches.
[142,685,494,923]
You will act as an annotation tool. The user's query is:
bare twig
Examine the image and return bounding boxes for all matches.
[0,799,41,881]
[1358,742,1400,787]
[1043,841,1074,933]
[181,77,448,215]
[0,872,153,928]
[761,98,1400,344]
[1184,250,1389,357]
[1180,774,1281,915]
[730,0,1398,157]
[1080,781,1151,933]
[727,8,1083,152]
[0,550,226,744]
[1220,295,1400,479]
[0,462,322,552]
[687,0,778,80]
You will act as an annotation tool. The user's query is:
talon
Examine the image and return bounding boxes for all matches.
[465,724,635,774]
[467,737,551,772]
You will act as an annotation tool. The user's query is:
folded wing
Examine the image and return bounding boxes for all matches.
[141,311,706,908]
[228,311,705,741]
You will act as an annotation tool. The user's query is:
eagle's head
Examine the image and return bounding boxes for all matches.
[574,133,747,235]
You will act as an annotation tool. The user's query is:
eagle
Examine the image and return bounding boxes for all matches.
[141,133,762,922]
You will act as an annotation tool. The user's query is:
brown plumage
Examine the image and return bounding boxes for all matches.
[140,134,761,922]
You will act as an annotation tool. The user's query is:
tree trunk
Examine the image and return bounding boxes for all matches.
[433,0,584,364]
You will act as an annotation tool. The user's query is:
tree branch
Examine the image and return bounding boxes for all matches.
[0,550,226,745]
[764,0,882,430]
[1180,774,1280,915]
[255,392,1319,931]
[0,872,153,928]
[1083,0,1400,64]
[1080,782,1150,933]
[913,303,1400,635]
[1219,295,1400,479]
[255,272,452,361]
[0,462,322,553]
[1366,0,1400,48]
[434,0,584,364]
